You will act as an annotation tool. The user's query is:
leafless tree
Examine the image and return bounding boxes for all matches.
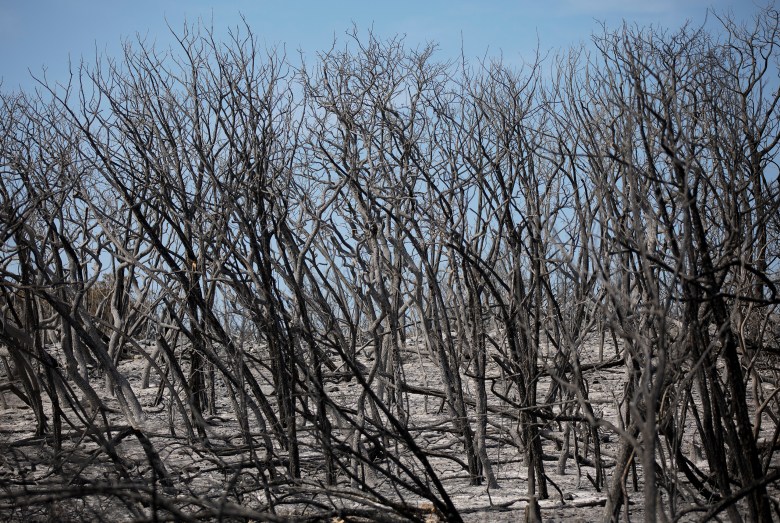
[1,10,779,522]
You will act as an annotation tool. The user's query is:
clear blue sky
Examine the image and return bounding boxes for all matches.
[0,0,769,92]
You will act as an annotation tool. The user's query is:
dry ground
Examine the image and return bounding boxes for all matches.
[1,335,778,521]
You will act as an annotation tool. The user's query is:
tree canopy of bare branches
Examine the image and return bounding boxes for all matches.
[1,10,780,523]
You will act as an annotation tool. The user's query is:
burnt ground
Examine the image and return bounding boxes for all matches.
[1,336,778,522]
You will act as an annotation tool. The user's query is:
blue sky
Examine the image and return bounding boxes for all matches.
[0,0,770,92]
